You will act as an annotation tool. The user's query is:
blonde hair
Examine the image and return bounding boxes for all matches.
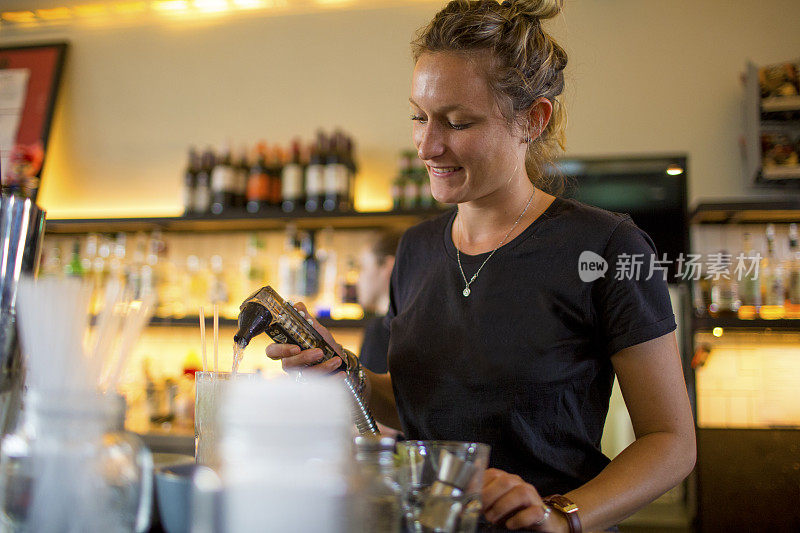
[412,0,568,194]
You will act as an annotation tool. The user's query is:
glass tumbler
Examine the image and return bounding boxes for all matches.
[395,441,491,533]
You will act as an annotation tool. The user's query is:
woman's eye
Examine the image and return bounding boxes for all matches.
[449,122,471,130]
[410,115,427,124]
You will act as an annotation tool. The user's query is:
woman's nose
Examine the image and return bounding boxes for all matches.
[415,124,445,161]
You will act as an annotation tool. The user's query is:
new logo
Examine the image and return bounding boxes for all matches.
[578,251,608,282]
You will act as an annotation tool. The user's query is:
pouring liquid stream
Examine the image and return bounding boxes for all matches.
[231,340,246,376]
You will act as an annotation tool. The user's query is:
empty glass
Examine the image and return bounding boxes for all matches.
[395,441,490,533]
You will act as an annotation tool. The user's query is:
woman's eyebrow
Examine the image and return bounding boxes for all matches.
[408,98,471,114]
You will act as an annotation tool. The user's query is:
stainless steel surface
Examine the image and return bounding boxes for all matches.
[0,194,46,434]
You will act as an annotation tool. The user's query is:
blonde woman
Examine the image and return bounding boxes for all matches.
[268,1,695,531]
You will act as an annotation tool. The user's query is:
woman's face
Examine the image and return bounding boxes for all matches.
[410,51,526,205]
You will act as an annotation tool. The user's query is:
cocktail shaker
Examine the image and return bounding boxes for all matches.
[0,193,46,435]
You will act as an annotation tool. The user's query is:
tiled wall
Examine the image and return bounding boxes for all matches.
[695,331,800,428]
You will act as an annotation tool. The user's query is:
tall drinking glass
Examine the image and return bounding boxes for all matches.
[194,371,259,467]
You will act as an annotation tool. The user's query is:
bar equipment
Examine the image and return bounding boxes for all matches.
[0,194,45,436]
[395,441,490,533]
[233,285,378,435]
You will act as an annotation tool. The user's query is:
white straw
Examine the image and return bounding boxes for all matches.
[200,306,207,372]
[102,292,156,392]
[213,304,219,373]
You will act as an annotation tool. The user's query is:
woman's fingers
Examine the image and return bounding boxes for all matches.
[293,301,344,357]
[481,468,545,529]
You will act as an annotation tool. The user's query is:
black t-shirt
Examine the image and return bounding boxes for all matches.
[359,315,391,374]
[384,196,676,496]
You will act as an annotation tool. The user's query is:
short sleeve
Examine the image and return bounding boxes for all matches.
[591,217,677,356]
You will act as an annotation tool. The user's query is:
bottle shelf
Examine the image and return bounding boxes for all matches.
[693,316,800,331]
[45,206,451,235]
[690,199,800,224]
[146,316,370,329]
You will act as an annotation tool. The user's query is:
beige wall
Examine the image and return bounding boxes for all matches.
[2,0,800,218]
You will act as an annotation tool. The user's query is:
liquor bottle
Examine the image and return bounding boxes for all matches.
[401,151,419,210]
[194,148,214,214]
[187,255,211,311]
[268,145,284,208]
[324,133,350,212]
[236,145,250,209]
[277,225,304,302]
[281,139,305,213]
[737,232,761,320]
[300,231,320,301]
[344,134,357,210]
[127,232,147,299]
[392,153,410,211]
[208,255,229,309]
[759,224,785,319]
[210,144,237,215]
[183,147,200,215]
[246,143,270,214]
[64,239,85,278]
[708,251,739,318]
[314,227,338,318]
[413,155,433,208]
[785,223,800,318]
[341,256,359,305]
[109,233,128,285]
[305,135,326,212]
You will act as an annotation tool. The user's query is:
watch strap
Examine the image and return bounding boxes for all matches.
[543,494,581,533]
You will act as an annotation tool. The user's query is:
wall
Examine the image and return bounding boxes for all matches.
[1,0,800,218]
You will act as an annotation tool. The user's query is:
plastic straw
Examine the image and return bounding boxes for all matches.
[103,293,156,392]
[213,304,219,373]
[200,306,207,372]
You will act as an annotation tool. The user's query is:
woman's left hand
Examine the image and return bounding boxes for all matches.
[481,468,567,532]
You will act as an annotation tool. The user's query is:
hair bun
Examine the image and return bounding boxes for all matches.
[509,0,563,21]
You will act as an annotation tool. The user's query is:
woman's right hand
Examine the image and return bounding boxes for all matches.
[263,302,344,376]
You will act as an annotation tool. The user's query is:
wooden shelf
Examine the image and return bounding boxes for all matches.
[44,207,451,235]
[147,316,370,329]
[690,199,800,224]
[693,316,800,331]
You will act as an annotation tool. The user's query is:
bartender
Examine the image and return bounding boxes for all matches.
[267,0,696,531]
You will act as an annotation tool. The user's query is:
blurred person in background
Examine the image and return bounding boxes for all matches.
[356,229,403,438]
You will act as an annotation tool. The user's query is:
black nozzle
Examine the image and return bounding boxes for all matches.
[233,302,273,348]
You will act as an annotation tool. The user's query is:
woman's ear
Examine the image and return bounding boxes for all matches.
[527,97,553,142]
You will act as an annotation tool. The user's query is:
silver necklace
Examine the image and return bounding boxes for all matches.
[456,188,536,297]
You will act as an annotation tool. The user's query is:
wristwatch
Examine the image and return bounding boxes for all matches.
[543,495,581,533]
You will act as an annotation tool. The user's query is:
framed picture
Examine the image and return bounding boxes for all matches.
[0,41,68,201]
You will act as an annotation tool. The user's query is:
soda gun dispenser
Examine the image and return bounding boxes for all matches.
[233,286,379,435]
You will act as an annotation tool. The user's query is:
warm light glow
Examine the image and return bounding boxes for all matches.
[2,11,37,22]
[152,0,190,12]
[112,1,148,15]
[314,0,355,6]
[231,0,266,9]
[666,164,684,176]
[712,327,723,338]
[331,303,364,321]
[36,7,72,20]
[194,0,229,12]
[73,4,109,16]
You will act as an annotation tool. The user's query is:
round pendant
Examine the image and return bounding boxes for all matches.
[463,287,471,297]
